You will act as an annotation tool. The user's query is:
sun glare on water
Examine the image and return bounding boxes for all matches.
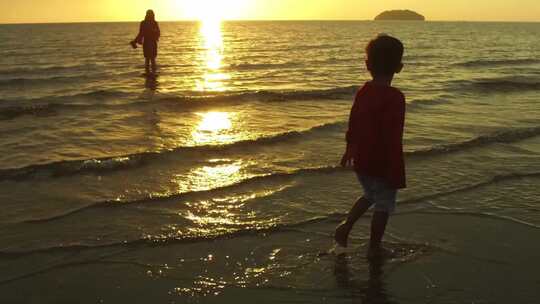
[195,9,230,92]
[191,112,238,145]
[186,0,251,92]
[197,112,232,133]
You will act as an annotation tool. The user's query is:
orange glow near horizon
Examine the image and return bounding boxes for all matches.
[181,0,252,22]
[1,0,540,23]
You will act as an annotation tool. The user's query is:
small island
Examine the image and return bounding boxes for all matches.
[375,10,425,21]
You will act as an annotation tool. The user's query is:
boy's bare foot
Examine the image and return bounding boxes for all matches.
[334,222,351,247]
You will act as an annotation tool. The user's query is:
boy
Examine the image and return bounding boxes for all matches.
[334,34,406,259]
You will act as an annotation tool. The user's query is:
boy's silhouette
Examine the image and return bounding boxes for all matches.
[335,34,406,259]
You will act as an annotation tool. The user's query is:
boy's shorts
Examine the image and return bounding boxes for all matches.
[356,173,397,214]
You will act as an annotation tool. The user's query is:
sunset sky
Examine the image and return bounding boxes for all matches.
[1,0,539,24]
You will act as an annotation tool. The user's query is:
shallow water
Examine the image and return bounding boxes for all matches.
[0,21,539,303]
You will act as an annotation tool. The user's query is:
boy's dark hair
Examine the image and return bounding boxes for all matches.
[366,34,404,76]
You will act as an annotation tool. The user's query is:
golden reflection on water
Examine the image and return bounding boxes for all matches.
[198,112,232,132]
[191,161,242,190]
[191,111,236,145]
[196,20,230,92]
[172,158,246,196]
[184,186,288,228]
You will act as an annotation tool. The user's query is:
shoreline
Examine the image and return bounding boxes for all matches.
[1,211,539,302]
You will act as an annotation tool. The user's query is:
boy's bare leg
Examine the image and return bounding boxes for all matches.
[367,211,389,258]
[145,58,150,74]
[151,58,157,73]
[334,197,373,247]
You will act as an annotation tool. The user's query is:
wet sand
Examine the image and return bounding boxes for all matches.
[1,210,539,303]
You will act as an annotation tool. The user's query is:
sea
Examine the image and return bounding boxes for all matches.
[0,21,539,303]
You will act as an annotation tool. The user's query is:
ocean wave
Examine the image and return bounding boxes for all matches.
[155,86,358,103]
[0,104,61,120]
[400,172,540,207]
[0,154,149,182]
[0,90,133,120]
[0,122,345,181]
[0,63,101,78]
[0,86,358,120]
[72,89,131,100]
[19,166,344,224]
[3,86,358,105]
[408,126,540,157]
[454,58,540,68]
[1,124,538,182]
[452,78,540,93]
[0,215,334,257]
[406,97,450,110]
[274,44,342,52]
[22,164,540,227]
[0,89,130,105]
[227,62,301,71]
[4,171,540,257]
[0,89,446,121]
[305,57,356,65]
[0,74,95,87]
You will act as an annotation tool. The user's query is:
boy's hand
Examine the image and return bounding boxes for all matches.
[340,143,358,167]
[340,152,354,167]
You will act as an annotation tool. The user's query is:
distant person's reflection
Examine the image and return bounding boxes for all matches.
[334,254,397,303]
[144,74,159,91]
[140,73,159,101]
[141,74,161,140]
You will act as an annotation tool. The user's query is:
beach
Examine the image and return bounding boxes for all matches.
[0,21,539,303]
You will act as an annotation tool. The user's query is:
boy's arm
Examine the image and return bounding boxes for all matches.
[389,93,406,149]
[342,95,369,167]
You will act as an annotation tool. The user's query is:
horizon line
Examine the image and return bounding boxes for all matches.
[1,18,540,25]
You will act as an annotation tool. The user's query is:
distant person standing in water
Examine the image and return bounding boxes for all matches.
[130,10,161,74]
[334,34,406,259]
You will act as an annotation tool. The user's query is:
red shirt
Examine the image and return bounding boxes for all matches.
[346,82,406,189]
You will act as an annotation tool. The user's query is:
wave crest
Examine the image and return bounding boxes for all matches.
[0,86,357,120]
[227,62,301,71]
[1,125,538,182]
[452,78,540,93]
[409,126,540,157]
[455,58,540,68]
[0,122,345,181]
[4,171,540,256]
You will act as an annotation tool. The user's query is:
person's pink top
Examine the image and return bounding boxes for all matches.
[346,82,406,189]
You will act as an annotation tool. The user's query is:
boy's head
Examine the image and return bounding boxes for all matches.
[365,34,404,77]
